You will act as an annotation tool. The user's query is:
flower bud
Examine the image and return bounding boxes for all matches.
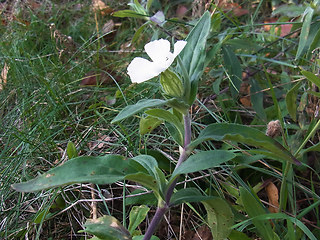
[160,69,184,98]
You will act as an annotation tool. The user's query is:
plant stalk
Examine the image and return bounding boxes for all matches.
[143,113,192,240]
[279,117,320,212]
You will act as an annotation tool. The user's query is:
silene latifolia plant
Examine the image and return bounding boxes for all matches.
[12,12,302,240]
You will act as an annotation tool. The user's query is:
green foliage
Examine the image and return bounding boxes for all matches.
[202,198,234,240]
[79,215,131,240]
[128,205,150,235]
[3,2,320,240]
[139,116,162,135]
[190,123,300,165]
[222,46,242,97]
[286,82,302,121]
[145,108,184,145]
[239,187,278,240]
[111,99,168,123]
[66,141,78,159]
[12,155,134,192]
[170,188,212,206]
[160,69,184,98]
[171,150,236,179]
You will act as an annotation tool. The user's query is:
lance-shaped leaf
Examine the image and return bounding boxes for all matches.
[125,172,162,200]
[169,150,236,183]
[301,69,320,88]
[239,187,276,240]
[145,108,184,143]
[202,197,234,240]
[131,155,167,195]
[170,188,212,206]
[296,6,314,60]
[222,46,242,97]
[111,99,168,123]
[139,116,162,135]
[286,81,302,121]
[79,215,131,240]
[128,205,150,234]
[12,155,134,192]
[178,11,211,82]
[189,123,300,165]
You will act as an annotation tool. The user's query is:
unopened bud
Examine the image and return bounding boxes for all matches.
[266,120,281,138]
[160,69,184,98]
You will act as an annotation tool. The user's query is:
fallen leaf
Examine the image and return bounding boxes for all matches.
[176,5,188,19]
[264,18,293,37]
[88,134,114,151]
[239,82,251,107]
[0,63,9,91]
[218,1,249,17]
[266,182,279,213]
[192,225,213,240]
[102,19,115,35]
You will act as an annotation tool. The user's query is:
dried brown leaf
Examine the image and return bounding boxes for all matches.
[266,182,279,213]
[0,63,9,91]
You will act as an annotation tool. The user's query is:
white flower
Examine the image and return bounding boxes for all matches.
[127,39,187,83]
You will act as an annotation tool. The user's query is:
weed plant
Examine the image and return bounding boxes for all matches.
[1,0,320,240]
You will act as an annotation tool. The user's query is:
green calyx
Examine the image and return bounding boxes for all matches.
[160,69,184,98]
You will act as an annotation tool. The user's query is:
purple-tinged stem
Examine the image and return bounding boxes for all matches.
[142,206,167,240]
[143,113,192,240]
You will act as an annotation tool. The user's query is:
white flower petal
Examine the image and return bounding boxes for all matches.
[127,57,163,83]
[127,39,187,84]
[144,39,171,63]
[173,40,187,58]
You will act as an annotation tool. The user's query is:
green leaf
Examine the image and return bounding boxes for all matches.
[125,189,157,206]
[131,23,148,44]
[33,209,54,224]
[202,197,234,240]
[189,123,300,165]
[222,46,242,97]
[111,99,168,123]
[239,54,297,68]
[166,98,189,114]
[132,236,159,240]
[170,188,212,206]
[286,81,302,121]
[131,155,158,178]
[67,141,78,159]
[239,187,276,240]
[165,122,183,146]
[250,79,266,120]
[178,11,211,82]
[112,10,147,19]
[226,39,261,52]
[128,205,150,234]
[145,108,184,141]
[296,6,314,60]
[301,69,320,88]
[228,230,251,240]
[235,213,317,240]
[171,150,236,179]
[139,115,162,135]
[12,155,134,192]
[79,215,131,240]
[125,172,161,199]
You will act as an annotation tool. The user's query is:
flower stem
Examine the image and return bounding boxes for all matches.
[143,113,192,240]
[143,206,167,240]
[279,117,320,212]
